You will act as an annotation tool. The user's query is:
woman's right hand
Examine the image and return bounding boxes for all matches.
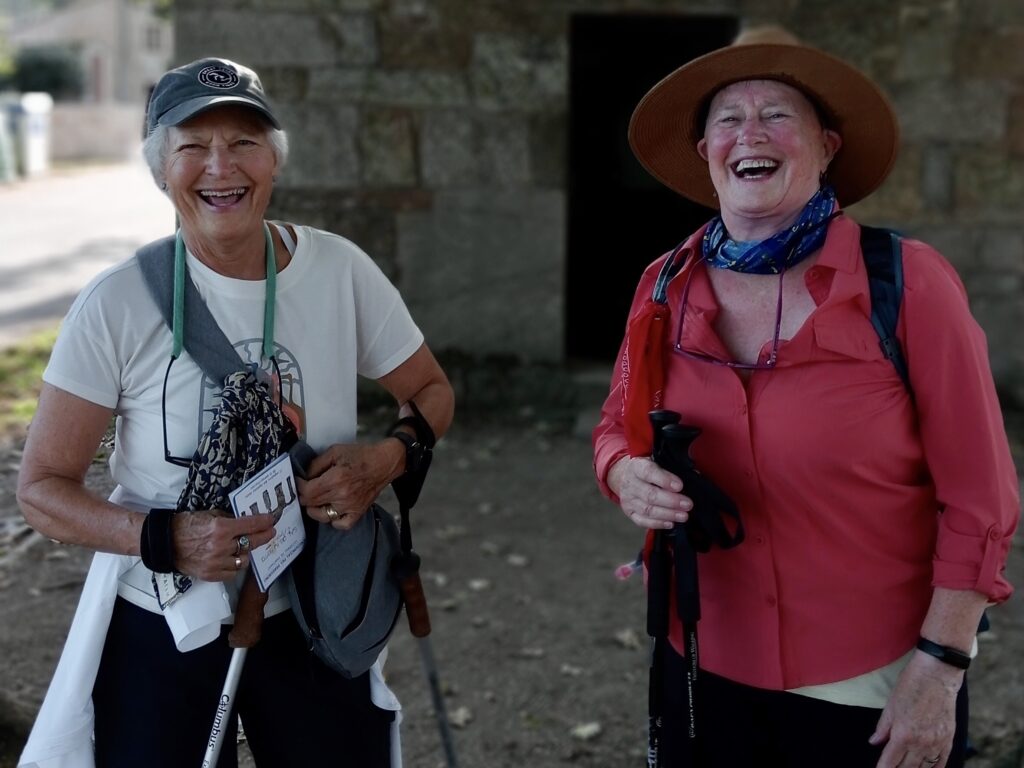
[607,456,693,530]
[171,510,277,582]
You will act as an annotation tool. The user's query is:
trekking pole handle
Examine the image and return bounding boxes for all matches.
[400,572,432,638]
[394,551,431,637]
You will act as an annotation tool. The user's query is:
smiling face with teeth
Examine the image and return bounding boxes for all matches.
[697,79,842,242]
[163,106,278,275]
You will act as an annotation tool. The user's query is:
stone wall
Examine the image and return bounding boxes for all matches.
[173,0,1024,405]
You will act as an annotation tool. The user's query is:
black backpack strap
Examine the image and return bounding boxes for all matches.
[860,225,913,396]
[136,236,246,384]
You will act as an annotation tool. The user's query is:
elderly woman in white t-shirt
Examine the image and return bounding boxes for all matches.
[17,57,453,768]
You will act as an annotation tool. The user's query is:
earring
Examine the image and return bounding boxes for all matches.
[272,175,278,183]
[160,181,167,191]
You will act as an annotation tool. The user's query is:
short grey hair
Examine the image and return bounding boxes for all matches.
[142,121,289,189]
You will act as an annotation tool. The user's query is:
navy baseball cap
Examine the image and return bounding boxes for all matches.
[146,57,280,135]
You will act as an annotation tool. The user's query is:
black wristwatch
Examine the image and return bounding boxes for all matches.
[916,637,971,670]
[389,429,427,474]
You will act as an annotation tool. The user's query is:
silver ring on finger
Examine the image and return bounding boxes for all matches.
[234,556,243,570]
[325,504,341,522]
[238,535,251,552]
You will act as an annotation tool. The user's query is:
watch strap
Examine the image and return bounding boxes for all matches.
[916,637,971,670]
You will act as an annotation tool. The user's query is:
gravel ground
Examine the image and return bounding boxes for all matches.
[1,416,1022,768]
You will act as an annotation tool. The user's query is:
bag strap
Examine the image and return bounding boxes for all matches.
[860,224,913,396]
[387,401,435,556]
[136,236,246,384]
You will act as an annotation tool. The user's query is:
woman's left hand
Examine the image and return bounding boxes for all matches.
[297,440,404,530]
[870,651,962,768]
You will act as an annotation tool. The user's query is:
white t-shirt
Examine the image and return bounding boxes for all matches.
[45,225,424,510]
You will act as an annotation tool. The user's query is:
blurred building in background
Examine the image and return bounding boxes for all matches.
[159,0,1024,410]
[5,0,172,161]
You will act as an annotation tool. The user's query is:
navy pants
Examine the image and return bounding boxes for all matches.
[92,597,393,768]
[660,645,969,767]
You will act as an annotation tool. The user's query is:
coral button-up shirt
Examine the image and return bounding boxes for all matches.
[593,216,1019,690]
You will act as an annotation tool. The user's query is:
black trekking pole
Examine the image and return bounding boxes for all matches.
[653,419,745,766]
[655,422,703,765]
[646,409,682,768]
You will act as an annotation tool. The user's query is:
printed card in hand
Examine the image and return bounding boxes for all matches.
[228,453,306,592]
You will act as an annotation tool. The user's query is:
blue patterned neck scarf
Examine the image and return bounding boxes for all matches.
[702,185,837,274]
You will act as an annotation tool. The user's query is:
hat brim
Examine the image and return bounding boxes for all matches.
[157,95,281,131]
[628,43,899,208]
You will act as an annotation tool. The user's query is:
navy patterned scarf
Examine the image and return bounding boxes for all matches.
[702,185,837,274]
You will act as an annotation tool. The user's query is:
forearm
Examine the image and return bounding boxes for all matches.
[919,586,989,654]
[17,384,141,555]
[396,376,454,444]
[18,475,143,556]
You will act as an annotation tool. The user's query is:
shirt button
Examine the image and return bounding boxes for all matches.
[755,535,765,544]
[989,529,1001,541]
[744,470,754,479]
[766,596,777,607]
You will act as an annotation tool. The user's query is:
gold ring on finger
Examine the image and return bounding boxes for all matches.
[234,556,243,570]
[325,504,341,522]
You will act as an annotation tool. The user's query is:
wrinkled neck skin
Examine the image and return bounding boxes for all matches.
[180,223,290,280]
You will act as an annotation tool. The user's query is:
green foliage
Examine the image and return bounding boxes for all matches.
[13,45,83,100]
[0,326,56,441]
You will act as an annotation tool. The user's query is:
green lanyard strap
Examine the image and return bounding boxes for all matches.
[172,222,277,361]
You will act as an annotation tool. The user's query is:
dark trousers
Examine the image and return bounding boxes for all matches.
[660,645,969,768]
[93,597,393,768]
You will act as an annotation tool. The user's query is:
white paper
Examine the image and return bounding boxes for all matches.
[228,453,306,591]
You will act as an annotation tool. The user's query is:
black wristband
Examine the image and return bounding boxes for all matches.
[916,637,971,670]
[140,508,176,573]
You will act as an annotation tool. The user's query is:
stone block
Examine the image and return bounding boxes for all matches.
[365,71,471,107]
[270,188,432,279]
[174,11,375,66]
[469,33,568,111]
[894,10,955,80]
[396,189,565,361]
[978,230,1024,273]
[891,80,1010,142]
[256,67,310,104]
[420,110,530,187]
[845,145,922,223]
[921,144,954,212]
[308,68,369,102]
[957,28,1024,79]
[958,0,1024,29]
[909,226,978,274]
[275,104,360,189]
[378,7,472,69]
[359,108,418,187]
[176,0,383,9]
[954,148,1024,217]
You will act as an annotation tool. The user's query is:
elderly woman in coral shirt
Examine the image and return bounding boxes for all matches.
[593,28,1018,768]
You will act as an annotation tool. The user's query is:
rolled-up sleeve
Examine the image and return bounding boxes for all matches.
[902,239,1020,602]
[591,258,668,502]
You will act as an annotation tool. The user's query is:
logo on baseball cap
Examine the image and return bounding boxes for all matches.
[146,57,280,135]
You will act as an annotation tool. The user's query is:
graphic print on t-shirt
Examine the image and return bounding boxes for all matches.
[196,338,307,441]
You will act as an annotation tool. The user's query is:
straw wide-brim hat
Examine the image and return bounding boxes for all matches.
[628,26,899,209]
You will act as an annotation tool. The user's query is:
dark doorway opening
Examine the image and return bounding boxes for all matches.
[566,14,738,361]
